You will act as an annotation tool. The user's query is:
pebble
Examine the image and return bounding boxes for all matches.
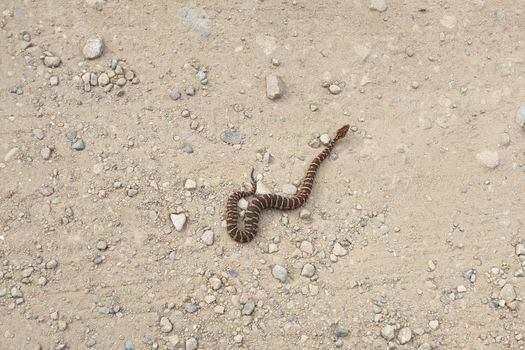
[238,198,249,210]
[41,147,52,160]
[457,285,467,293]
[0,288,6,297]
[300,241,313,254]
[185,86,195,96]
[10,287,23,298]
[83,36,105,59]
[516,104,525,128]
[272,265,288,282]
[43,55,61,68]
[418,344,432,350]
[201,230,214,245]
[116,77,127,86]
[370,0,388,12]
[186,304,197,313]
[266,74,285,100]
[301,263,316,277]
[221,131,242,145]
[182,145,193,153]
[516,243,525,256]
[49,76,59,86]
[184,179,197,190]
[233,334,243,344]
[124,340,135,350]
[282,184,297,195]
[33,128,44,140]
[4,147,19,162]
[332,243,348,256]
[428,320,439,330]
[209,277,222,290]
[167,335,179,347]
[46,259,58,269]
[40,186,54,197]
[299,209,311,219]
[9,85,23,95]
[196,70,207,81]
[85,339,96,348]
[98,73,110,86]
[319,134,331,145]
[336,327,349,337]
[242,300,255,315]
[185,338,198,350]
[476,150,499,169]
[170,213,187,231]
[96,240,107,251]
[72,139,86,151]
[169,89,182,101]
[381,324,395,341]
[397,327,412,344]
[159,317,173,333]
[328,84,342,95]
[66,131,77,141]
[500,284,516,303]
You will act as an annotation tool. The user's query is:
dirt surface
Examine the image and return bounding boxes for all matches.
[1,0,525,349]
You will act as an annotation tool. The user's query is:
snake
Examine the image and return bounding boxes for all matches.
[226,125,350,243]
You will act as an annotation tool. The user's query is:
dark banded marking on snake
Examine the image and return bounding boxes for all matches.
[226,125,350,243]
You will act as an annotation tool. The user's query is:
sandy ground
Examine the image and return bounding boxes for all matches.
[1,0,525,349]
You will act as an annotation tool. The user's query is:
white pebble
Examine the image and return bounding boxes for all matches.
[332,242,348,256]
[282,184,297,195]
[201,230,214,246]
[476,150,499,169]
[266,74,285,100]
[82,36,105,59]
[184,179,197,190]
[272,265,287,282]
[170,213,187,231]
[301,263,316,277]
[319,134,331,145]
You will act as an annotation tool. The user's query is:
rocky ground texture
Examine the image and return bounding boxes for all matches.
[1,0,525,349]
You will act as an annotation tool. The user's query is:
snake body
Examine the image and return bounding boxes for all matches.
[226,125,350,243]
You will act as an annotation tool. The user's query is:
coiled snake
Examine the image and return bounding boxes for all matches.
[226,125,350,243]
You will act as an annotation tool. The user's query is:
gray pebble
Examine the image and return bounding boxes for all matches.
[500,283,516,303]
[85,339,96,348]
[335,327,349,337]
[10,287,23,298]
[116,89,125,97]
[72,139,86,151]
[476,150,499,169]
[241,300,255,315]
[221,131,242,145]
[266,74,285,100]
[99,306,113,314]
[319,134,331,145]
[169,251,177,260]
[33,128,44,140]
[397,327,412,344]
[185,338,198,350]
[124,340,135,350]
[159,316,173,333]
[516,244,525,256]
[83,36,105,59]
[169,89,182,101]
[272,265,287,282]
[196,70,207,81]
[9,85,23,95]
[185,86,195,96]
[381,324,395,341]
[43,55,61,68]
[182,145,193,153]
[370,0,388,12]
[96,240,107,251]
[46,259,58,269]
[464,268,476,282]
[517,104,525,128]
[22,31,31,41]
[0,288,6,297]
[328,84,342,95]
[301,263,315,277]
[185,304,198,313]
[66,131,77,141]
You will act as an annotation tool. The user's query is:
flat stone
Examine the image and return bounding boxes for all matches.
[159,317,173,333]
[500,284,517,303]
[516,244,525,256]
[98,73,110,86]
[370,0,388,12]
[328,84,342,95]
[300,241,313,254]
[516,104,525,128]
[332,242,347,256]
[4,147,19,162]
[72,139,85,151]
[83,36,105,59]
[336,327,349,337]
[381,324,395,340]
[184,179,197,190]
[476,150,499,169]
[170,213,187,231]
[185,337,198,350]
[221,131,242,145]
[282,184,297,195]
[241,300,255,315]
[301,263,315,277]
[272,265,287,282]
[397,327,412,344]
[201,230,214,245]
[266,74,285,100]
[33,128,44,140]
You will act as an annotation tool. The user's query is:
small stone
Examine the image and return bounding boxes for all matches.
[169,89,182,101]
[411,81,420,89]
[0,288,7,297]
[457,285,467,293]
[72,139,86,151]
[336,327,349,337]
[49,76,59,86]
[271,58,280,66]
[4,147,19,162]
[209,277,222,290]
[221,131,242,145]
[272,265,287,282]
[116,77,127,86]
[115,89,125,97]
[332,243,347,256]
[428,320,439,330]
[242,300,255,315]
[201,230,214,246]
[58,320,67,331]
[37,276,48,286]
[43,55,61,68]
[185,304,197,313]
[125,70,135,80]
[185,338,198,350]
[159,317,173,333]
[185,86,195,96]
[124,340,135,350]
[22,267,33,278]
[381,324,395,341]
[233,334,243,344]
[96,240,107,251]
[516,104,525,128]
[85,339,96,348]
[238,198,249,210]
[309,104,318,112]
[328,84,341,95]
[299,209,311,219]
[196,70,207,81]
[167,336,179,347]
[282,184,297,195]
[83,36,105,59]
[66,131,77,141]
[301,263,315,277]
[182,145,193,154]
[405,47,415,57]
[266,74,285,100]
[184,179,197,190]
[397,327,412,344]
[170,213,187,231]
[98,73,110,86]
[476,150,499,169]
[370,0,388,12]
[46,259,58,269]
[500,284,517,303]
[379,224,390,235]
[10,287,23,298]
[300,241,313,254]
[516,243,525,256]
[214,305,225,314]
[319,134,331,145]
[40,186,54,197]
[41,147,52,160]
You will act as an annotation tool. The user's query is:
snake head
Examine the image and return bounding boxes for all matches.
[334,124,350,141]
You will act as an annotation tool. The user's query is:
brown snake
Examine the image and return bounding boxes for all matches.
[226,125,350,243]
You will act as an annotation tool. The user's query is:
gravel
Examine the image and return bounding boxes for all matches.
[328,84,342,95]
[332,243,348,256]
[201,230,214,245]
[397,327,412,344]
[381,324,395,340]
[242,300,255,315]
[170,213,187,231]
[169,89,182,100]
[266,74,285,100]
[72,139,86,151]
[83,37,105,59]
[124,340,135,350]
[370,0,388,12]
[182,145,193,153]
[428,320,439,330]
[319,134,331,145]
[185,338,198,350]
[516,243,525,256]
[335,327,349,337]
[476,150,499,169]
[301,263,315,277]
[499,284,516,303]
[159,317,173,333]
[272,265,287,282]
[221,131,242,145]
[517,104,525,128]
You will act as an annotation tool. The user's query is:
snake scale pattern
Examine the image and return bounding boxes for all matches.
[226,125,350,243]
